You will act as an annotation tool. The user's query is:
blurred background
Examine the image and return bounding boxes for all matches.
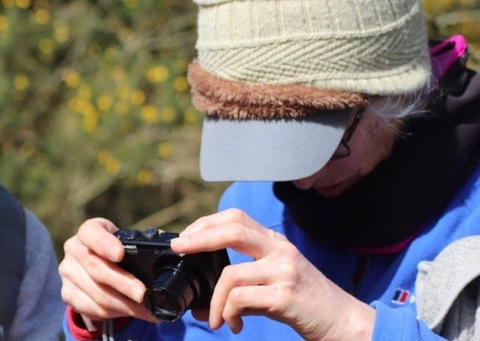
[0,0,478,259]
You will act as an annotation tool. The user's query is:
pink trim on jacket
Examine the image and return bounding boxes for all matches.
[430,35,468,82]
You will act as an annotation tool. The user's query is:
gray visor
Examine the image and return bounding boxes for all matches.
[200,110,351,182]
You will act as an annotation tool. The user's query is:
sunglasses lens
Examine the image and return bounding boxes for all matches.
[330,107,364,160]
[330,142,350,160]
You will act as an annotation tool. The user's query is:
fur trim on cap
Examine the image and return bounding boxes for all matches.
[188,59,370,120]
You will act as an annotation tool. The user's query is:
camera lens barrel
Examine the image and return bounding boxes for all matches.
[146,256,201,322]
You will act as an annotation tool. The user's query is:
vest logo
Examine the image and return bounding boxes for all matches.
[391,288,411,305]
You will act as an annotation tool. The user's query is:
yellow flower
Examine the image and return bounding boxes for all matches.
[136,169,153,186]
[66,98,78,112]
[33,9,50,25]
[118,27,132,42]
[104,47,119,63]
[14,74,29,91]
[146,65,169,83]
[174,59,188,72]
[0,15,9,34]
[173,76,189,93]
[2,0,14,8]
[82,110,98,133]
[15,0,30,9]
[184,106,200,125]
[54,22,69,43]
[98,151,124,176]
[80,103,97,118]
[97,95,113,112]
[105,157,121,175]
[63,69,81,89]
[141,105,158,123]
[131,89,146,106]
[38,38,54,54]
[67,98,93,115]
[123,0,138,9]
[97,150,110,164]
[160,107,176,123]
[157,141,173,159]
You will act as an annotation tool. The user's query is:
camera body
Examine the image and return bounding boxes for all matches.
[114,227,230,322]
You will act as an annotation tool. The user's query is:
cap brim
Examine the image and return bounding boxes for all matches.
[200,110,351,182]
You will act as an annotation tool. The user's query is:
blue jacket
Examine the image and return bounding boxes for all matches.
[65,162,480,340]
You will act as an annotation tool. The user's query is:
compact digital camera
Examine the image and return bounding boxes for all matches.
[114,227,230,322]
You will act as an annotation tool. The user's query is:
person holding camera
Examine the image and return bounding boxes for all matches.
[60,0,480,340]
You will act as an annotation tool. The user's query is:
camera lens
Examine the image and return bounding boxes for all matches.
[145,255,201,322]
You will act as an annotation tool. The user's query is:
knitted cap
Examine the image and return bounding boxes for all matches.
[189,0,432,182]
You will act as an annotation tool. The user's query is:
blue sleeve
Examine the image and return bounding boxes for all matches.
[371,302,448,341]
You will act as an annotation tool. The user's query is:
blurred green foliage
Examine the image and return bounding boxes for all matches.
[0,0,478,258]
[0,0,226,256]
[424,0,480,69]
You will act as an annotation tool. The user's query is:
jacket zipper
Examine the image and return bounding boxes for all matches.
[349,254,370,297]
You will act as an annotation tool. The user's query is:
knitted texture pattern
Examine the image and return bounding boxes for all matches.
[194,0,431,95]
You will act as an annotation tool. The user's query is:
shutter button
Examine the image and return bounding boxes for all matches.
[142,227,159,239]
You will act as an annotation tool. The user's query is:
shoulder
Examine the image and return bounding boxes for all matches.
[24,209,54,252]
[22,208,60,279]
[416,235,480,339]
[450,164,480,215]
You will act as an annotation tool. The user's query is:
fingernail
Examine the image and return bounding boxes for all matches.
[133,285,145,303]
[111,246,123,262]
[170,237,183,248]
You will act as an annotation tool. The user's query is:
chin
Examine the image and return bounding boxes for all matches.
[314,178,357,197]
[315,184,347,197]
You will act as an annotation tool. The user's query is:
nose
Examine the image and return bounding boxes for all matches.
[292,176,315,190]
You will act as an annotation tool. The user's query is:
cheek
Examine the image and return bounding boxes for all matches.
[312,160,359,186]
[327,157,361,178]
[313,157,368,192]
[357,136,395,176]
[347,126,396,177]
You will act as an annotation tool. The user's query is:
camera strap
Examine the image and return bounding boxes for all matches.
[102,319,115,341]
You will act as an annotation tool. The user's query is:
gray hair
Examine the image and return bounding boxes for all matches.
[369,76,438,119]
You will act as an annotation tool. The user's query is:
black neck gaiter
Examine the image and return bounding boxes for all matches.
[273,97,480,251]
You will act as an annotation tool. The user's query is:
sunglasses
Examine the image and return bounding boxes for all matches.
[330,107,366,160]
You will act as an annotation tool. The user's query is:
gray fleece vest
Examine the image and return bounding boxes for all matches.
[417,236,480,340]
[0,186,26,340]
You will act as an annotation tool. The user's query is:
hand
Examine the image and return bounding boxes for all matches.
[171,209,375,341]
[59,218,157,331]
